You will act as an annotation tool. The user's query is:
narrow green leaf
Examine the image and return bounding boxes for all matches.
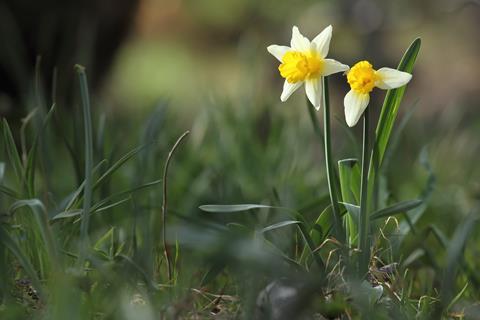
[260,220,302,233]
[370,199,423,221]
[75,64,93,265]
[51,209,83,220]
[446,282,468,312]
[199,204,271,213]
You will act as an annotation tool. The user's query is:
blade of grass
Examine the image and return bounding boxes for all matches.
[200,204,272,212]
[75,64,93,268]
[370,199,423,221]
[259,220,302,233]
[162,130,190,282]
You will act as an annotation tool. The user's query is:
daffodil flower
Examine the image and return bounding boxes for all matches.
[267,25,349,110]
[344,60,412,127]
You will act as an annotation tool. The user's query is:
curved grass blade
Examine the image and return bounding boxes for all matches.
[199,204,272,213]
[370,199,423,221]
[259,220,302,233]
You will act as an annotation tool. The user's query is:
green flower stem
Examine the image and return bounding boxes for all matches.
[322,77,344,242]
[358,107,370,277]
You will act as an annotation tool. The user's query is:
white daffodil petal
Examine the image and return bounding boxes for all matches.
[344,90,370,127]
[280,80,303,102]
[290,26,311,51]
[267,45,291,62]
[311,25,332,58]
[305,78,323,110]
[322,59,349,76]
[375,68,412,90]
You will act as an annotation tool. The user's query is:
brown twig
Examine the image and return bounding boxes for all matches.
[162,130,190,282]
